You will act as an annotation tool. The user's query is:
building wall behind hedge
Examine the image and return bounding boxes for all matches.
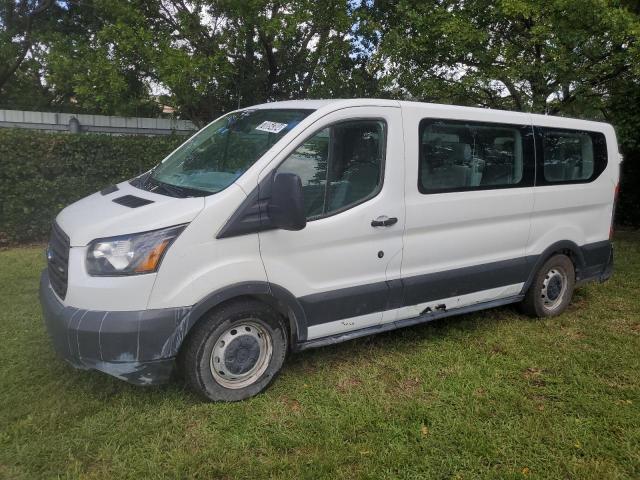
[0,129,185,244]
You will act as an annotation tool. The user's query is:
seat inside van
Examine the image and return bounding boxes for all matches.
[328,130,380,209]
[421,125,523,190]
[543,132,594,181]
[299,122,382,216]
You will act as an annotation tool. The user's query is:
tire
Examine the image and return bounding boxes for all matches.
[181,299,288,402]
[520,254,576,318]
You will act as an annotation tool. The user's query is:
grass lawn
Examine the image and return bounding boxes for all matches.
[1,234,639,480]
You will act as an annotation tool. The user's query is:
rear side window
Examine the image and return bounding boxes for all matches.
[419,119,534,193]
[538,128,607,184]
[277,120,386,219]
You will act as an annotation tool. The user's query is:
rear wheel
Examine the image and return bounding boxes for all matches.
[520,254,575,318]
[181,299,288,401]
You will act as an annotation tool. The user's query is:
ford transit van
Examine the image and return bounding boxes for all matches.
[40,99,618,401]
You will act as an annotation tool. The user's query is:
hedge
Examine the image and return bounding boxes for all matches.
[1,127,638,245]
[0,129,185,244]
[618,146,640,227]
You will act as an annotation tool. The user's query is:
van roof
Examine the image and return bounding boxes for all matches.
[249,98,400,110]
[249,98,612,130]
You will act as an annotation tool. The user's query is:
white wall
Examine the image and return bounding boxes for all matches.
[0,109,197,136]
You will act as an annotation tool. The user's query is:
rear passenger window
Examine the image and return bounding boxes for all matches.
[419,120,533,193]
[278,120,386,219]
[539,129,607,183]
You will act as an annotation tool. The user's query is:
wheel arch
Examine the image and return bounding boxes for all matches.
[522,240,585,294]
[166,282,308,359]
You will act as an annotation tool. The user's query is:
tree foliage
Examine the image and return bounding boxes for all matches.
[0,0,59,108]
[0,0,378,122]
[137,0,376,123]
[0,1,639,226]
[1,1,637,122]
[375,0,639,115]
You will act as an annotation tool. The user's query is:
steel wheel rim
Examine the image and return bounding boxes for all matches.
[541,266,568,311]
[210,320,273,389]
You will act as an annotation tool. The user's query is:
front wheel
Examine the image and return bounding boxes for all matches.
[520,254,576,318]
[181,299,288,401]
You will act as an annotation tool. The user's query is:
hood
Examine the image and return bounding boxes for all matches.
[56,181,205,246]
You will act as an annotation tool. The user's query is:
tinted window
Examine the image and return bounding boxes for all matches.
[419,120,533,193]
[278,120,386,219]
[278,128,330,217]
[542,130,594,182]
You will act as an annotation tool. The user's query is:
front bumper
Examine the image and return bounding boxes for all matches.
[39,270,191,386]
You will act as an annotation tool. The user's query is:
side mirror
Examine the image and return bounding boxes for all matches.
[268,173,306,231]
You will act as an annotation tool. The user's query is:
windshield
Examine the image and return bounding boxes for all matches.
[143,108,313,196]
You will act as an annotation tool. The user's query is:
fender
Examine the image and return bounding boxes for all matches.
[160,281,309,358]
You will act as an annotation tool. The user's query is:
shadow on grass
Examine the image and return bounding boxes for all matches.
[286,286,596,376]
[41,357,202,406]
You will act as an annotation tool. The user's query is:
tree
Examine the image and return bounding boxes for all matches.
[36,0,377,124]
[43,0,162,116]
[0,0,57,108]
[140,0,377,123]
[374,0,639,115]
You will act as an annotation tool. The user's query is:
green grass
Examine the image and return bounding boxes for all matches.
[1,234,639,480]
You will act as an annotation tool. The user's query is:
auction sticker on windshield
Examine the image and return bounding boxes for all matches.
[255,121,288,134]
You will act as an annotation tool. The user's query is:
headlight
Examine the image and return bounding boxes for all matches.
[86,225,186,276]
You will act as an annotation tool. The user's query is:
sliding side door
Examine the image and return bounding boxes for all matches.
[396,105,536,320]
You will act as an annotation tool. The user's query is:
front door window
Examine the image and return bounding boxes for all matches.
[277,120,386,219]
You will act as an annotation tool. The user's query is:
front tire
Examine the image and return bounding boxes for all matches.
[520,254,575,318]
[181,299,288,402]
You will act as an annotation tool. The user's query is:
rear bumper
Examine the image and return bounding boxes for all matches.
[576,241,614,286]
[39,270,191,386]
[600,245,614,282]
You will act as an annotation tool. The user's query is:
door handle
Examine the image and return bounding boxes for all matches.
[371,216,398,227]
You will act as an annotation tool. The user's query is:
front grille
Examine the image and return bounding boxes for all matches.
[47,222,70,300]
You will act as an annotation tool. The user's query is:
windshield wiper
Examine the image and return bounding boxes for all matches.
[141,176,211,198]
[153,181,189,198]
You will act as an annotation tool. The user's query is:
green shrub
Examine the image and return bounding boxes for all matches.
[617,147,640,227]
[0,129,185,244]
[1,125,637,245]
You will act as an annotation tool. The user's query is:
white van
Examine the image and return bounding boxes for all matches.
[40,99,619,401]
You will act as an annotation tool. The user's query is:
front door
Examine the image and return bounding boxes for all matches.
[257,106,405,340]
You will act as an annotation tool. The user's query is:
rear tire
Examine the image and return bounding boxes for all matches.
[181,299,288,402]
[520,254,575,318]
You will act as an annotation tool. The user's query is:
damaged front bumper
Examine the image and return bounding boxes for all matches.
[39,270,191,386]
